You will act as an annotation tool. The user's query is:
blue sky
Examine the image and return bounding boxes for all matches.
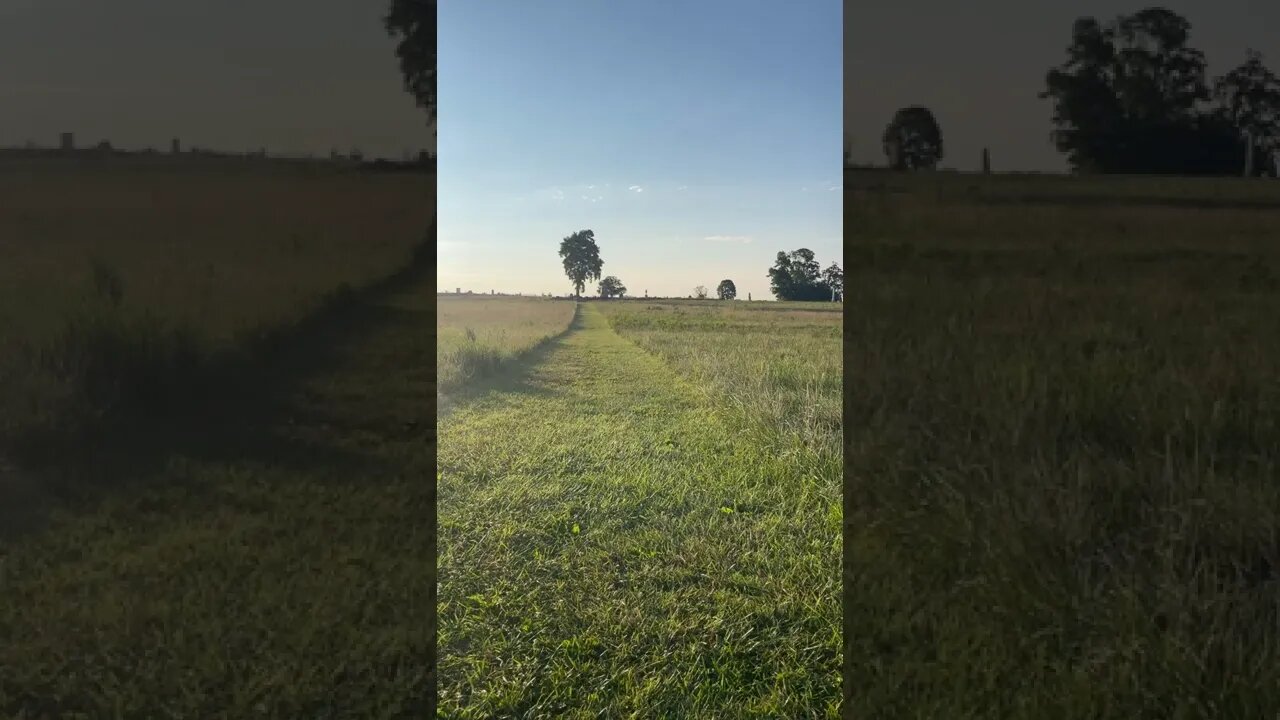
[438,0,842,300]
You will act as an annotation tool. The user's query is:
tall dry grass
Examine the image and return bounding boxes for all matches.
[843,169,1280,717]
[435,295,577,395]
[0,159,434,464]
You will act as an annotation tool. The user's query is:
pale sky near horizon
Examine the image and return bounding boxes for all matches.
[0,0,431,158]
[438,1,842,300]
[846,0,1280,173]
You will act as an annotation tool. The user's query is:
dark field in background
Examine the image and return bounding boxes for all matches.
[0,157,433,474]
[844,170,1280,717]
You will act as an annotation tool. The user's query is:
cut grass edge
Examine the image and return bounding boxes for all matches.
[436,302,582,413]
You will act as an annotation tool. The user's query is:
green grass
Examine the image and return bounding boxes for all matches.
[599,300,841,455]
[436,295,576,395]
[843,169,1280,717]
[437,300,841,718]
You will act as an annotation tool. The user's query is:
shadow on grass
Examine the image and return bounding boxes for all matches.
[436,304,582,422]
[2,223,438,535]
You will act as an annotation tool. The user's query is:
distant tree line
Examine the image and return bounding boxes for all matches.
[1041,7,1280,175]
[860,7,1280,176]
[3,141,433,171]
[555,232,849,304]
[769,249,843,302]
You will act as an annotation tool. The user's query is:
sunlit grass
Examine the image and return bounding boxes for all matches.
[437,302,842,717]
[599,300,842,457]
[436,296,576,394]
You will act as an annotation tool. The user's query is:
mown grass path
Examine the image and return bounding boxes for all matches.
[438,304,840,719]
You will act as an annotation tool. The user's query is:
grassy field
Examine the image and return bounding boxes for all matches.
[437,296,842,717]
[600,301,842,456]
[0,158,433,467]
[844,169,1280,717]
[1,159,438,716]
[436,295,576,395]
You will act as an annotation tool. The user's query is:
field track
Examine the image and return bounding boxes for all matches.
[437,303,840,718]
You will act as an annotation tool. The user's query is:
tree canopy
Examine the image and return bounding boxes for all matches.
[598,276,627,299]
[384,0,437,127]
[1041,7,1279,175]
[1214,50,1280,172]
[822,262,844,302]
[882,106,944,170]
[768,249,840,301]
[716,279,737,300]
[559,230,604,298]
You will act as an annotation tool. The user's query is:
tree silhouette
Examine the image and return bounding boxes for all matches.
[1040,7,1251,174]
[384,0,437,127]
[694,285,709,299]
[1214,50,1280,175]
[598,275,626,299]
[559,230,603,298]
[716,279,737,300]
[882,107,943,170]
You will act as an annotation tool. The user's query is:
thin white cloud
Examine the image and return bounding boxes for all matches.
[704,235,752,244]
[827,185,840,191]
[551,188,565,201]
[675,185,688,191]
[628,185,644,193]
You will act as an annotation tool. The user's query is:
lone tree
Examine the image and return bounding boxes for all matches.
[716,279,737,300]
[598,275,627,299]
[559,229,603,298]
[384,0,437,128]
[822,262,844,301]
[882,106,943,170]
[694,285,709,299]
[768,248,832,301]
